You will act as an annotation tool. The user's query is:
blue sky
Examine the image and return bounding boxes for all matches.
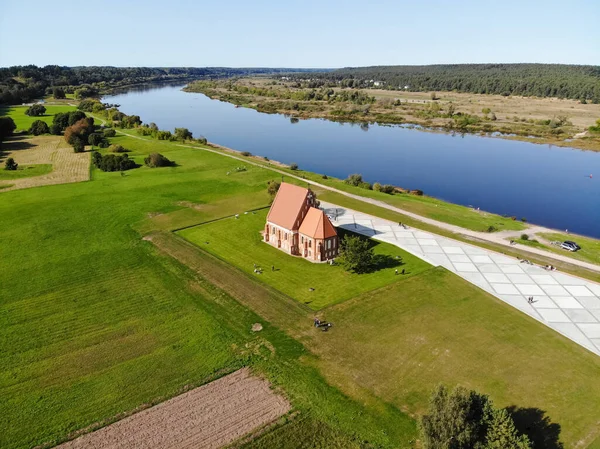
[1,0,599,67]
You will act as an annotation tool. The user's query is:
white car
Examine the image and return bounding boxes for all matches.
[561,242,579,251]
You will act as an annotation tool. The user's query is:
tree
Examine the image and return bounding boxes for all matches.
[72,138,85,153]
[144,153,174,167]
[174,127,193,141]
[52,87,66,99]
[338,234,374,273]
[0,117,17,141]
[88,133,104,147]
[420,385,490,449]
[25,104,46,116]
[267,180,280,199]
[345,173,364,186]
[109,144,127,153]
[484,408,531,449]
[4,157,18,171]
[103,128,116,137]
[64,118,94,151]
[290,163,299,170]
[29,120,50,135]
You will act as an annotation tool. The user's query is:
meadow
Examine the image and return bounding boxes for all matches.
[2,118,600,448]
[0,104,76,131]
[0,163,51,180]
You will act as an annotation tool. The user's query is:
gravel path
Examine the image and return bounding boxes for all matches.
[56,368,290,449]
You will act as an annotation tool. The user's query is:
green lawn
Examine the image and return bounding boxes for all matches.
[178,210,432,310]
[0,104,76,131]
[0,164,52,180]
[0,134,417,449]
[307,267,600,448]
[539,232,600,266]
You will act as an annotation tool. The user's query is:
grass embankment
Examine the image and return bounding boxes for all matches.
[0,104,76,131]
[511,232,600,267]
[0,135,416,449]
[178,210,431,309]
[0,164,52,180]
[185,79,600,151]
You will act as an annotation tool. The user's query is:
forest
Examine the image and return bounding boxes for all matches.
[0,65,326,105]
[290,64,600,102]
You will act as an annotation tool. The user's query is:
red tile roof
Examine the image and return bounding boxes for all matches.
[267,183,309,230]
[299,207,337,239]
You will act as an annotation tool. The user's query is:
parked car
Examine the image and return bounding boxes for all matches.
[561,241,580,251]
[564,240,581,250]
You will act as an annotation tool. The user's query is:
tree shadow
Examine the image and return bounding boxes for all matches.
[505,406,563,449]
[0,138,37,160]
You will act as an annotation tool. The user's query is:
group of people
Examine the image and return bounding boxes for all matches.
[313,318,333,331]
[544,265,557,271]
[527,296,535,304]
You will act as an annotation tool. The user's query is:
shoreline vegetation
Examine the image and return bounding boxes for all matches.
[183,78,600,151]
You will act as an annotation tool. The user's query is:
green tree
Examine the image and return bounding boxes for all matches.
[484,408,531,449]
[344,173,364,186]
[52,87,66,99]
[4,157,18,171]
[290,163,299,170]
[420,385,489,449]
[0,117,17,141]
[338,234,374,273]
[174,127,193,141]
[25,104,46,116]
[29,120,50,135]
[267,180,280,199]
[88,133,104,147]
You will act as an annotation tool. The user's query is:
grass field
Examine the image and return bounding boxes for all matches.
[0,104,76,131]
[0,133,417,449]
[304,267,600,447]
[0,164,52,180]
[178,210,431,309]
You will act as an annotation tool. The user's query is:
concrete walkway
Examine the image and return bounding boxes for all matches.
[322,202,600,356]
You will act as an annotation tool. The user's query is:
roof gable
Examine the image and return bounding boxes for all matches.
[267,183,309,230]
[298,207,337,239]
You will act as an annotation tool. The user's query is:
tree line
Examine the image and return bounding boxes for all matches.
[0,65,328,105]
[289,64,600,102]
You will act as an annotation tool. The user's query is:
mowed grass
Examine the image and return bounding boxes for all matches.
[0,134,418,449]
[0,104,76,131]
[307,267,600,447]
[178,210,432,309]
[0,164,52,180]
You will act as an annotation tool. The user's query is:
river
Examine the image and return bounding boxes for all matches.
[104,84,600,238]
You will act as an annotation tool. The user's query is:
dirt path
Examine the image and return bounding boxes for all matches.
[1,136,90,191]
[56,368,290,449]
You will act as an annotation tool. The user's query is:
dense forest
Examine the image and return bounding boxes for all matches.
[0,66,327,105]
[290,64,600,102]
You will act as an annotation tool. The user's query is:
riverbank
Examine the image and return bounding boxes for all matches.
[184,78,600,152]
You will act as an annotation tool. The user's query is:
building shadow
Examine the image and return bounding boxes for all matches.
[505,406,563,449]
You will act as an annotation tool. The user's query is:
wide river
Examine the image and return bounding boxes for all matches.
[104,84,600,238]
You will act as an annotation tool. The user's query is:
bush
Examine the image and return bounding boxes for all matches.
[144,153,174,168]
[103,128,116,137]
[322,174,328,179]
[487,225,498,233]
[359,181,372,190]
[373,182,382,191]
[174,127,193,140]
[267,180,281,198]
[521,217,527,222]
[241,151,252,156]
[72,138,85,153]
[0,117,17,140]
[49,123,62,135]
[345,173,364,186]
[156,130,172,140]
[29,120,50,136]
[4,157,18,171]
[25,104,46,116]
[52,87,66,99]
[88,133,104,147]
[92,151,137,172]
[521,234,529,241]
[290,163,299,170]
[109,144,127,153]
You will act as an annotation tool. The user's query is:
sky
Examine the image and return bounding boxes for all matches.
[1,0,599,68]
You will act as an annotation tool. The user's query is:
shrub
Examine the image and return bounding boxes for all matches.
[521,217,527,222]
[92,151,137,172]
[144,153,174,168]
[4,157,18,171]
[103,128,116,137]
[381,184,395,194]
[241,151,252,156]
[88,133,104,147]
[49,123,62,135]
[196,136,207,145]
[267,180,280,198]
[290,163,299,170]
[345,173,363,186]
[322,174,328,179]
[487,225,498,233]
[72,138,85,153]
[0,117,17,140]
[52,87,66,99]
[359,182,372,190]
[109,144,127,153]
[373,182,382,191]
[156,130,172,140]
[174,127,193,140]
[29,120,49,136]
[521,234,529,241]
[25,104,46,116]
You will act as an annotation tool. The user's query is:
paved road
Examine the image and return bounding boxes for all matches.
[322,202,600,356]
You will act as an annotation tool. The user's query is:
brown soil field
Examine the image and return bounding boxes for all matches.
[56,368,291,449]
[0,136,90,191]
